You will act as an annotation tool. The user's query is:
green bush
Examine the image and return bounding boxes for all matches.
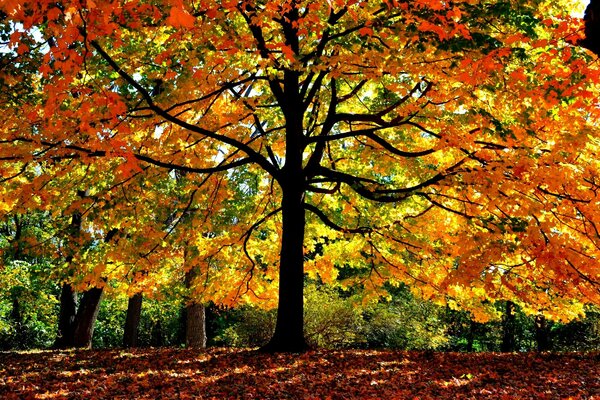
[91,294,186,348]
[362,291,448,350]
[92,294,127,348]
[0,261,58,350]
[215,284,364,349]
[304,285,364,349]
[137,297,186,347]
[551,308,600,351]
[216,306,275,348]
[215,284,448,350]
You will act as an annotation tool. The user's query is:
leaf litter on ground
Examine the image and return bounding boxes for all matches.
[1,348,599,399]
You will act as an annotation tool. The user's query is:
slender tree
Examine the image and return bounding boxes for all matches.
[501,301,517,353]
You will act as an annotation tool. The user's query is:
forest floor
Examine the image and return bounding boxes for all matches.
[1,347,599,399]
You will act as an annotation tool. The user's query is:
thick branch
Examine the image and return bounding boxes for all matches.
[306,127,436,158]
[314,162,458,203]
[3,136,251,174]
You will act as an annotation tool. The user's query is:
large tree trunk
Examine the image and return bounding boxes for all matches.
[184,261,206,348]
[184,266,206,349]
[123,293,143,348]
[261,186,307,352]
[53,283,77,349]
[535,315,552,352]
[53,285,104,349]
[55,210,83,349]
[72,287,103,348]
[262,63,308,352]
[501,301,517,352]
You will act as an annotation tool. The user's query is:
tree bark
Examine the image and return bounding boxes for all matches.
[261,186,307,352]
[535,315,552,352]
[123,293,143,348]
[501,301,517,352]
[72,287,103,348]
[261,62,308,352]
[53,283,77,349]
[54,210,83,349]
[185,302,207,348]
[184,262,207,348]
[466,319,476,352]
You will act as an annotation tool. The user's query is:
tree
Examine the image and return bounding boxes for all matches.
[123,293,143,348]
[184,248,207,348]
[0,213,59,349]
[534,315,552,352]
[501,301,517,352]
[54,211,116,349]
[2,0,600,352]
[582,0,600,56]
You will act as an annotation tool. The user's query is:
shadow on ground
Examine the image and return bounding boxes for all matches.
[1,348,599,399]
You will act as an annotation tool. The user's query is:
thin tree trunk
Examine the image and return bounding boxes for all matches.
[8,216,25,349]
[151,320,164,347]
[123,293,143,348]
[535,315,552,352]
[9,295,25,349]
[72,287,103,348]
[466,319,476,352]
[53,283,77,349]
[501,301,517,352]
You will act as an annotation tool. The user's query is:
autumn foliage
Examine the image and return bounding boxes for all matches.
[1,0,600,351]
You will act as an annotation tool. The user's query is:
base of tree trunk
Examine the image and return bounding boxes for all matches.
[535,315,552,352]
[259,337,309,353]
[53,283,78,349]
[72,287,103,349]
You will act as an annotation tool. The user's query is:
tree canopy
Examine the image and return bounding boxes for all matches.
[1,0,600,351]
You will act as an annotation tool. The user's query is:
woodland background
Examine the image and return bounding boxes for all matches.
[2,222,600,353]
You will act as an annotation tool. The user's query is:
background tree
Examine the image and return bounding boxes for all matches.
[0,213,58,349]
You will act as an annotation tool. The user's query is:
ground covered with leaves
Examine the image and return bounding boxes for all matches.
[1,348,599,399]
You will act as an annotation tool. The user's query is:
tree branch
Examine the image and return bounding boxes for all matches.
[304,203,372,234]
[90,40,279,179]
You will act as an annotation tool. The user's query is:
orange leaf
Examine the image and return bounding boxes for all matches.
[167,6,196,28]
[358,26,373,36]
